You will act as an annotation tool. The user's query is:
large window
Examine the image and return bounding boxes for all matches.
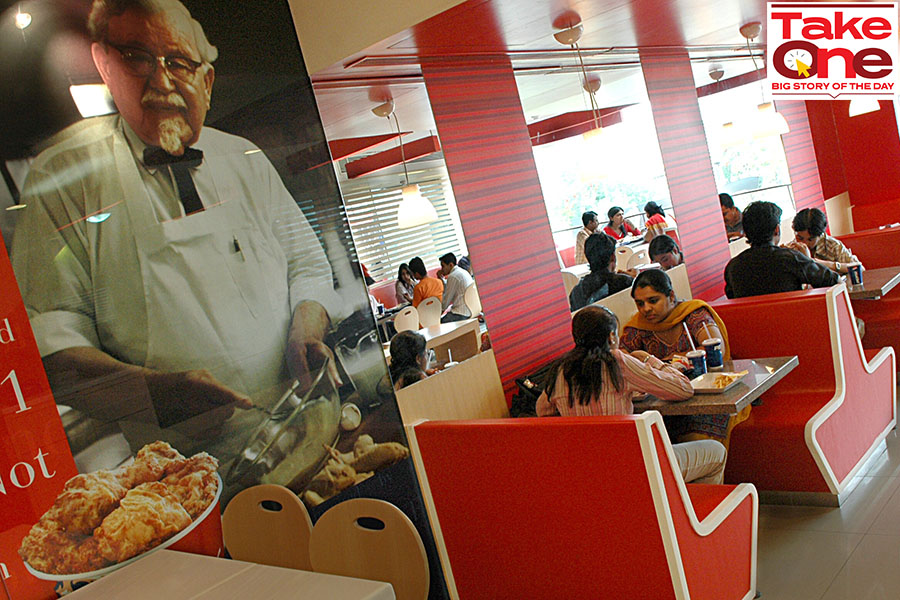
[338,165,466,282]
[698,82,795,217]
[529,101,673,246]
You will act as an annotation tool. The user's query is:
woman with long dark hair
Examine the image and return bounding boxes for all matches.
[394,263,417,305]
[388,330,429,390]
[568,233,633,311]
[643,201,674,242]
[537,306,725,483]
[602,206,640,240]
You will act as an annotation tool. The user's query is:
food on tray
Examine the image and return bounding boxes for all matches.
[713,370,748,389]
[302,435,409,507]
[19,442,218,575]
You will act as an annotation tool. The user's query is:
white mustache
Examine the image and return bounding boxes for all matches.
[141,91,187,110]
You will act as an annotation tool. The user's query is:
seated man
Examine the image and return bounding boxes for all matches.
[409,257,444,308]
[439,252,474,323]
[648,234,683,270]
[719,193,744,240]
[724,201,840,298]
[574,211,600,265]
[788,208,862,275]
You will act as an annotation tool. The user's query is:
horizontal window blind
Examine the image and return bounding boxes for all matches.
[339,168,464,282]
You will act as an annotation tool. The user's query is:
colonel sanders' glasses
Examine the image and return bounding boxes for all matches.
[107,43,202,82]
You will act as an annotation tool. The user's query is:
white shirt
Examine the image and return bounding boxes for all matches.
[441,265,474,317]
[12,115,336,394]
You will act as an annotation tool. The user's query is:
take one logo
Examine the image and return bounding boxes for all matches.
[767,2,899,100]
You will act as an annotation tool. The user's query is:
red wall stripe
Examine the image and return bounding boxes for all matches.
[422,55,574,397]
[776,100,826,212]
[640,48,731,301]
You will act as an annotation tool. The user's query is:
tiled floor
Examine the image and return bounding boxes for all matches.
[757,394,900,600]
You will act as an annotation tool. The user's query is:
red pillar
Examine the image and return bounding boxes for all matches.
[640,48,731,300]
[422,55,573,397]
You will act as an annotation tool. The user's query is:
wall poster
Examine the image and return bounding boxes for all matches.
[0,0,448,597]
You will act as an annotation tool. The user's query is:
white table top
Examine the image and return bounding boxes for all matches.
[65,550,395,600]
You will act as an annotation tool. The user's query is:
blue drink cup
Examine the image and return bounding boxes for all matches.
[702,337,724,370]
[686,349,707,376]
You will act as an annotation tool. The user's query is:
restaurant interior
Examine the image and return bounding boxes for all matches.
[3,0,900,598]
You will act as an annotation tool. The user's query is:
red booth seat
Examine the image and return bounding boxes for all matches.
[407,414,758,599]
[837,227,900,363]
[711,285,896,501]
[558,245,576,267]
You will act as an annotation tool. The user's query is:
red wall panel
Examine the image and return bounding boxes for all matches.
[640,48,731,301]
[422,55,573,396]
[806,100,847,200]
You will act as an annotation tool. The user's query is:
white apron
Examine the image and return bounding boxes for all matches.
[110,134,293,460]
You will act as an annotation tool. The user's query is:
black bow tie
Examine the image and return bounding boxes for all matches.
[143,146,205,215]
[143,146,203,168]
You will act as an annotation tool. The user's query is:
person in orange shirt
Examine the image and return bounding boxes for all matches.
[409,256,444,307]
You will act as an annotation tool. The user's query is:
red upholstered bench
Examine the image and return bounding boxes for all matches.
[837,227,900,363]
[369,279,399,309]
[711,285,896,503]
[558,245,576,267]
[407,414,758,600]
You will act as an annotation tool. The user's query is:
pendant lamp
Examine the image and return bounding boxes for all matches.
[553,17,603,139]
[848,98,880,117]
[742,22,790,139]
[371,100,438,229]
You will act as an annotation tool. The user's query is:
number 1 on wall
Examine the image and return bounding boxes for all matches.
[2,370,30,413]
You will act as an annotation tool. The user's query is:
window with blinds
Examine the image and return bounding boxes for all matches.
[339,168,465,283]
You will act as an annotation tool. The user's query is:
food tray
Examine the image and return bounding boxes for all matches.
[691,371,747,394]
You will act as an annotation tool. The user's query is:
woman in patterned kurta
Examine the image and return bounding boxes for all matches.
[621,269,750,446]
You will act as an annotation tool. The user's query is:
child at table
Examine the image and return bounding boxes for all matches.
[537,305,726,483]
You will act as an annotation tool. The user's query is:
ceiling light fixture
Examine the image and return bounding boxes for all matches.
[14,8,31,30]
[848,97,880,117]
[553,17,602,139]
[371,100,438,229]
[741,21,790,139]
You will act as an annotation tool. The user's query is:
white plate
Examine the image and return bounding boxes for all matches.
[691,371,747,394]
[24,474,222,582]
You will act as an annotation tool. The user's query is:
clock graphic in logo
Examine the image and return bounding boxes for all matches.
[784,48,813,77]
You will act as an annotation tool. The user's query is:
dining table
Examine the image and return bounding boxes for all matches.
[64,549,395,600]
[632,356,798,416]
[384,317,481,365]
[846,265,900,300]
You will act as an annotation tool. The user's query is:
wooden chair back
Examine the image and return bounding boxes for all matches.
[668,263,692,299]
[418,297,442,328]
[561,271,580,297]
[728,237,750,257]
[394,306,419,332]
[615,246,634,272]
[626,248,649,270]
[222,484,313,570]
[464,282,481,315]
[309,498,429,600]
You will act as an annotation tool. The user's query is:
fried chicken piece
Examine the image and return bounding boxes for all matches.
[118,441,186,488]
[51,471,128,535]
[19,517,109,574]
[161,452,218,519]
[94,482,191,563]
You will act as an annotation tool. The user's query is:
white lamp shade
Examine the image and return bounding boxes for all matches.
[720,121,749,149]
[396,184,438,229]
[849,97,881,117]
[753,102,790,139]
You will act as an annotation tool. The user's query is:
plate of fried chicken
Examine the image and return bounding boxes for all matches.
[19,441,220,580]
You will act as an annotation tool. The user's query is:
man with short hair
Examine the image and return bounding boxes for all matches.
[409,257,443,308]
[574,210,599,265]
[11,0,338,455]
[438,252,474,323]
[648,234,683,271]
[724,201,840,298]
[719,193,744,240]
